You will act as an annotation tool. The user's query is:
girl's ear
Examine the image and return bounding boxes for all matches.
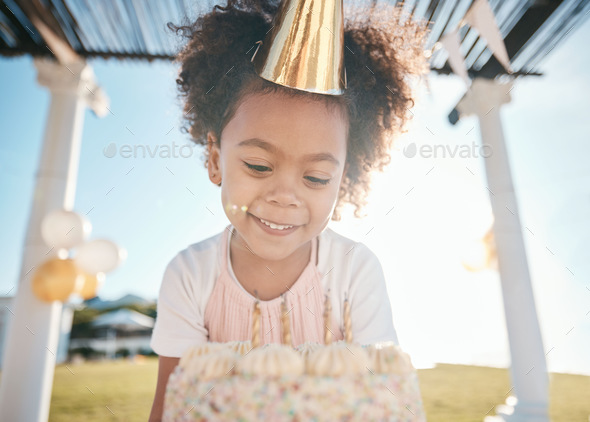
[207,132,222,185]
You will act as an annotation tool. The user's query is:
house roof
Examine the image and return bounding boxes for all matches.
[91,308,154,330]
[1,0,589,78]
[85,294,154,311]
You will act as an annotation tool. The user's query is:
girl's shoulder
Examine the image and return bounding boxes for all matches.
[165,229,226,280]
[184,230,225,255]
[317,227,383,297]
[318,227,379,266]
[317,228,396,346]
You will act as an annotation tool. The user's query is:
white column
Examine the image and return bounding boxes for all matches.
[457,78,549,422]
[0,59,107,421]
[56,304,75,364]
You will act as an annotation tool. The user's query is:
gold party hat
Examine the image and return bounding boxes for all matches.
[252,0,346,95]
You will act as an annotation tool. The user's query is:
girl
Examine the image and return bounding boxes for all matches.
[149,0,428,419]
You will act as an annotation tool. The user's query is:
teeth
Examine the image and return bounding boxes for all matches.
[259,218,293,230]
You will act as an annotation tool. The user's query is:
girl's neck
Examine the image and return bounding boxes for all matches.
[229,232,313,301]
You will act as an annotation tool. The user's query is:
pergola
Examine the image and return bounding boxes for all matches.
[1,1,588,421]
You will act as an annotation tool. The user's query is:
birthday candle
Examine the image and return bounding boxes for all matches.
[323,294,332,345]
[343,297,352,343]
[281,296,292,346]
[251,299,261,348]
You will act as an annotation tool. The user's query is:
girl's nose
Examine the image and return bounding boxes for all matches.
[265,173,302,208]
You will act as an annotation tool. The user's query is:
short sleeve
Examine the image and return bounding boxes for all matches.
[150,253,208,357]
[348,244,399,345]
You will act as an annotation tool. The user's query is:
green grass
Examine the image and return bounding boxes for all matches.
[48,356,158,421]
[2,358,588,421]
[418,364,590,422]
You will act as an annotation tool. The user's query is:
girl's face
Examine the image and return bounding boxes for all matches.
[208,91,348,262]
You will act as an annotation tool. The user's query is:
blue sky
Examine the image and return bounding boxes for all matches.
[1,17,589,375]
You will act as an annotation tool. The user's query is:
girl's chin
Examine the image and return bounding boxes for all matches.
[246,243,299,262]
[236,234,306,262]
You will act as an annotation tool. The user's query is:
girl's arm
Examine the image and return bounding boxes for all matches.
[347,242,398,345]
[148,356,180,422]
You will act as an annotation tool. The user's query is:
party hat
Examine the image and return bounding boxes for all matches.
[252,0,346,95]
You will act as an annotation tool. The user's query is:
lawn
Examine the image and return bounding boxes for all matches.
[418,364,590,422]
[49,356,158,421]
[5,358,589,421]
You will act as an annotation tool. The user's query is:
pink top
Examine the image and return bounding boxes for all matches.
[150,226,398,358]
[203,227,343,346]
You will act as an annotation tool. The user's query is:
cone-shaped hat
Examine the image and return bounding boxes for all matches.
[252,0,345,95]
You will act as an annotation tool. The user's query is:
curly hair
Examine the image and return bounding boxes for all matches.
[169,0,429,220]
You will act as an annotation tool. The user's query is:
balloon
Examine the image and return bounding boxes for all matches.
[461,240,488,272]
[74,239,126,274]
[77,272,106,300]
[41,210,92,250]
[31,258,81,302]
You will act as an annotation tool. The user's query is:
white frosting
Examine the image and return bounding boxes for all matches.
[179,342,226,368]
[166,341,426,421]
[225,341,253,355]
[181,349,237,381]
[237,344,304,376]
[296,342,322,359]
[306,343,370,376]
[366,344,413,375]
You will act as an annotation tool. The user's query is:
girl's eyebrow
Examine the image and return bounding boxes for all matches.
[237,138,340,166]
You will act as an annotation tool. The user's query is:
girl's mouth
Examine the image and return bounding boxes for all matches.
[251,214,298,235]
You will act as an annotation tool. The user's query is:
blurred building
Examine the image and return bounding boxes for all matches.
[67,294,156,359]
[0,294,156,367]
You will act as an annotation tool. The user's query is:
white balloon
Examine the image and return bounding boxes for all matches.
[41,210,92,250]
[74,239,126,274]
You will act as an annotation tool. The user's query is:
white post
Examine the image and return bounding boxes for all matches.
[457,78,549,422]
[56,304,75,364]
[0,58,107,421]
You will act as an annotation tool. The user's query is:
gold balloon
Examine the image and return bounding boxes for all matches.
[31,258,81,302]
[77,272,105,300]
[252,0,345,95]
[462,228,498,272]
[461,240,489,273]
[483,228,498,270]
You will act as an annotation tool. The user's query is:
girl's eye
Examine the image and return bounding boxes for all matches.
[244,161,330,186]
[305,176,331,186]
[244,162,271,173]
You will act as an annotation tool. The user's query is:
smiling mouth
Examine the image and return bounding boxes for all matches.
[256,216,295,230]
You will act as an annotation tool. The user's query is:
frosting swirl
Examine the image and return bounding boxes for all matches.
[179,342,226,368]
[296,342,322,359]
[237,344,304,376]
[225,341,253,355]
[306,343,369,376]
[366,344,413,375]
[182,349,237,381]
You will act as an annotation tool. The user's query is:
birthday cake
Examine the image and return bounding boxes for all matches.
[163,340,425,421]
